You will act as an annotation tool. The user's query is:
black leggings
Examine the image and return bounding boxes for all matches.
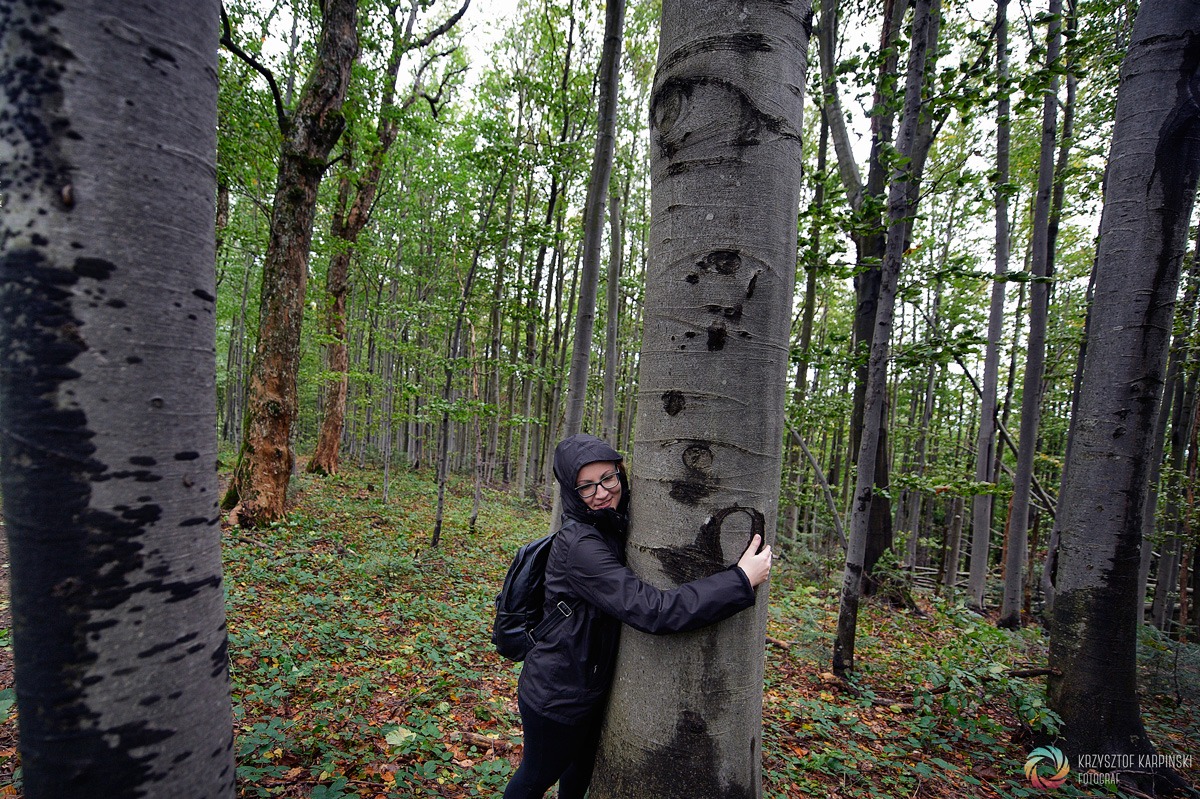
[503,695,603,799]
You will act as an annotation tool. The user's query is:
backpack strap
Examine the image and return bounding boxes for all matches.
[526,599,575,647]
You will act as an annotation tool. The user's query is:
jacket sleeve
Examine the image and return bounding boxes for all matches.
[563,530,756,635]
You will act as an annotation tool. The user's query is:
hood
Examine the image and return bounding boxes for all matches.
[553,433,629,528]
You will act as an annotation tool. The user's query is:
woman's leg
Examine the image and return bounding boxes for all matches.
[555,714,603,799]
[503,697,600,799]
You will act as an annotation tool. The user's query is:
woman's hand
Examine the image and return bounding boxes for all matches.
[736,534,772,588]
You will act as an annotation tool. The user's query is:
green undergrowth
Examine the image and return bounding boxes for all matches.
[0,463,1137,797]
[223,465,532,797]
[217,463,1200,799]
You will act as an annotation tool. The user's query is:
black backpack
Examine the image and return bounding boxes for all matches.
[492,532,574,661]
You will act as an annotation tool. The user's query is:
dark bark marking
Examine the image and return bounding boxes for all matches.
[669,439,719,506]
[210,638,229,679]
[119,504,161,525]
[129,456,156,466]
[668,477,714,506]
[126,356,141,364]
[174,451,200,461]
[652,72,801,165]
[662,390,686,415]
[685,272,700,284]
[705,302,743,320]
[145,45,176,65]
[682,444,714,471]
[699,250,741,275]
[658,32,772,76]
[707,320,727,351]
[746,270,760,298]
[650,79,691,158]
[602,709,754,799]
[137,631,198,659]
[192,288,215,303]
[73,257,115,280]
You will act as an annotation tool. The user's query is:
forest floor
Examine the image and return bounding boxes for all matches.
[0,463,1197,798]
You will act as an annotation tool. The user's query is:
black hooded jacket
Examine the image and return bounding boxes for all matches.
[517,434,756,724]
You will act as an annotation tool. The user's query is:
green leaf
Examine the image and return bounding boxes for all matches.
[385,726,418,746]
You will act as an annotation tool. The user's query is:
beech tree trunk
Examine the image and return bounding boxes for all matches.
[967,0,1011,611]
[590,2,810,796]
[221,0,359,526]
[819,0,904,589]
[998,0,1061,628]
[0,2,234,794]
[834,0,941,676]
[562,0,625,438]
[1047,2,1200,791]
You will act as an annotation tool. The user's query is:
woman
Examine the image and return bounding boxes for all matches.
[504,433,772,799]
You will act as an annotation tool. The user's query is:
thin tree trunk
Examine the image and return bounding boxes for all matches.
[820,0,904,589]
[431,174,507,547]
[968,0,1011,611]
[835,0,941,676]
[562,0,625,438]
[602,179,625,443]
[999,0,1061,628]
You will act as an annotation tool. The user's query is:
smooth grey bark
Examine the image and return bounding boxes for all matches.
[834,0,940,677]
[967,0,1011,611]
[998,0,1061,629]
[0,2,234,795]
[1046,1,1200,790]
[590,2,810,796]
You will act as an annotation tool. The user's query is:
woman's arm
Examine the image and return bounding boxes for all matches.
[563,532,766,635]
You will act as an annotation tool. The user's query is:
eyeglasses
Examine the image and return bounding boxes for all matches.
[576,470,620,498]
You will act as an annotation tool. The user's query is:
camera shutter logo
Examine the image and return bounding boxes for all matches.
[1025,746,1070,790]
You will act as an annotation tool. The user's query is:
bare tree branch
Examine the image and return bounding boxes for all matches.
[220,5,289,135]
[413,0,471,50]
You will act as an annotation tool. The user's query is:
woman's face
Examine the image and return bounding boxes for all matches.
[575,460,623,511]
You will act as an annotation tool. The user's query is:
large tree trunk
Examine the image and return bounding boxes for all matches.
[998,0,1061,629]
[590,2,809,796]
[0,2,234,795]
[1046,1,1200,791]
[221,0,359,527]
